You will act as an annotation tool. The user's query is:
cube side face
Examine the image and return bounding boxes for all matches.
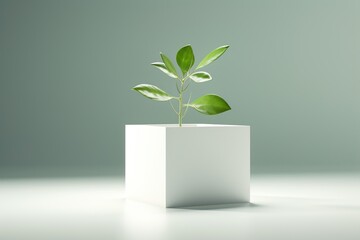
[125,125,166,207]
[166,126,250,207]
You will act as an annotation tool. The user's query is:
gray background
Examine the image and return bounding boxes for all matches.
[1,0,359,178]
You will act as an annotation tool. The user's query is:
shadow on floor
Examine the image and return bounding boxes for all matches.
[170,202,264,211]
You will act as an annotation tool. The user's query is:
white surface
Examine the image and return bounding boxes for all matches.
[126,124,250,207]
[126,125,166,206]
[1,173,360,240]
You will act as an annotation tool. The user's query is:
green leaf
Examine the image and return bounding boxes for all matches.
[196,45,229,69]
[151,62,178,78]
[132,84,175,101]
[160,53,178,78]
[176,45,195,75]
[189,71,212,83]
[187,94,231,115]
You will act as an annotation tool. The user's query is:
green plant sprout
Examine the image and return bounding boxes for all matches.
[132,44,231,127]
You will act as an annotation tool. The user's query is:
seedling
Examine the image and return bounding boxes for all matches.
[133,45,231,127]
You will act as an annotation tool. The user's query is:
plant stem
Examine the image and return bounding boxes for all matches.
[177,71,194,127]
[178,81,184,127]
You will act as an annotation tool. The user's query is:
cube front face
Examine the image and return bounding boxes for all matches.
[125,125,166,207]
[126,124,250,208]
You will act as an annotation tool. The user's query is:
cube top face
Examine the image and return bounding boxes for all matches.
[126,124,250,128]
[126,124,250,208]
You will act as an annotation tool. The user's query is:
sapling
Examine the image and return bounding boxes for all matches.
[132,45,231,127]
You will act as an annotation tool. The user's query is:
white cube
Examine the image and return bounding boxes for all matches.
[125,124,250,208]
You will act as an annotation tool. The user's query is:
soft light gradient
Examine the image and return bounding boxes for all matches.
[1,0,359,178]
[1,174,360,240]
[0,1,359,238]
